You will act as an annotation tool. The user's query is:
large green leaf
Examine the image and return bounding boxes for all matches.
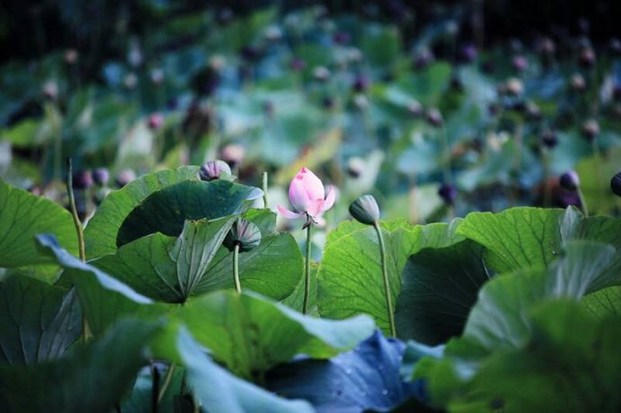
[116,179,262,247]
[0,318,160,413]
[317,219,462,335]
[457,207,565,273]
[0,276,81,365]
[171,290,375,380]
[463,241,617,353]
[36,234,159,336]
[360,24,401,68]
[448,300,621,412]
[0,179,78,269]
[177,327,314,413]
[84,166,199,258]
[95,217,235,303]
[396,239,490,345]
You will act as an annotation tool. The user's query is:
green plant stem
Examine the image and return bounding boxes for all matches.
[262,171,268,208]
[233,243,242,293]
[158,363,176,402]
[373,222,396,337]
[303,222,313,315]
[66,159,91,342]
[440,126,452,185]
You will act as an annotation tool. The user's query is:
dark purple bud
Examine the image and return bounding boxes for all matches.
[610,171,621,197]
[460,44,478,63]
[199,160,232,181]
[540,130,558,149]
[92,167,110,186]
[438,183,457,205]
[147,113,164,130]
[512,55,528,72]
[559,171,580,191]
[352,75,370,93]
[290,57,305,71]
[333,31,351,45]
[72,170,93,190]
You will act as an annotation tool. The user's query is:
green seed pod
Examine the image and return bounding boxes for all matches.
[349,195,380,226]
[224,219,261,252]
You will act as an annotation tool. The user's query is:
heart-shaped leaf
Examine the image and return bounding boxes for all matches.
[0,180,77,270]
[116,179,262,247]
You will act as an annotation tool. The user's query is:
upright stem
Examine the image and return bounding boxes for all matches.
[158,363,176,402]
[66,159,86,262]
[577,186,589,217]
[262,171,268,208]
[233,243,242,293]
[303,223,313,315]
[373,222,396,337]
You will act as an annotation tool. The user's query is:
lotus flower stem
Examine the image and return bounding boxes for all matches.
[262,171,268,207]
[65,158,86,262]
[233,243,242,293]
[373,222,396,337]
[303,222,313,315]
[158,363,176,402]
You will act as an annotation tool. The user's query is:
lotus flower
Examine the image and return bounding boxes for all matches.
[278,167,335,225]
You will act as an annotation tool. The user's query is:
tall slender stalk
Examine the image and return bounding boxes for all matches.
[262,171,268,208]
[303,222,313,315]
[65,159,86,262]
[158,363,176,403]
[373,222,396,337]
[233,243,242,294]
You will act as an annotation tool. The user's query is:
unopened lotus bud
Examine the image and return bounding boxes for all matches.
[353,75,370,93]
[199,160,231,181]
[559,171,580,191]
[290,57,305,71]
[610,171,621,197]
[349,195,380,225]
[313,66,331,82]
[224,219,261,252]
[347,157,365,178]
[425,108,443,127]
[124,73,138,89]
[581,119,599,141]
[72,169,93,190]
[333,31,351,45]
[92,167,110,186]
[42,80,59,100]
[413,48,434,69]
[150,68,164,85]
[220,144,245,167]
[460,44,478,63]
[578,47,596,68]
[512,55,528,72]
[505,77,524,96]
[570,73,586,92]
[438,183,457,205]
[64,49,79,64]
[147,113,164,130]
[116,169,136,187]
[540,130,558,149]
[407,101,423,117]
[538,37,555,55]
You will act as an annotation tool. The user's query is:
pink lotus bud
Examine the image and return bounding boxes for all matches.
[147,113,164,130]
[277,167,336,224]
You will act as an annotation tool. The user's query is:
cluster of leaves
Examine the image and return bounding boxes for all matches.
[2,164,621,411]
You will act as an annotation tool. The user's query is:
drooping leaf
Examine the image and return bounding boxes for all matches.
[170,290,375,380]
[84,166,199,258]
[396,239,491,345]
[0,318,160,413]
[36,234,158,336]
[177,327,314,413]
[0,276,81,365]
[457,207,565,273]
[463,240,617,353]
[0,180,78,270]
[449,300,621,412]
[266,330,417,413]
[317,219,462,335]
[116,179,262,247]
